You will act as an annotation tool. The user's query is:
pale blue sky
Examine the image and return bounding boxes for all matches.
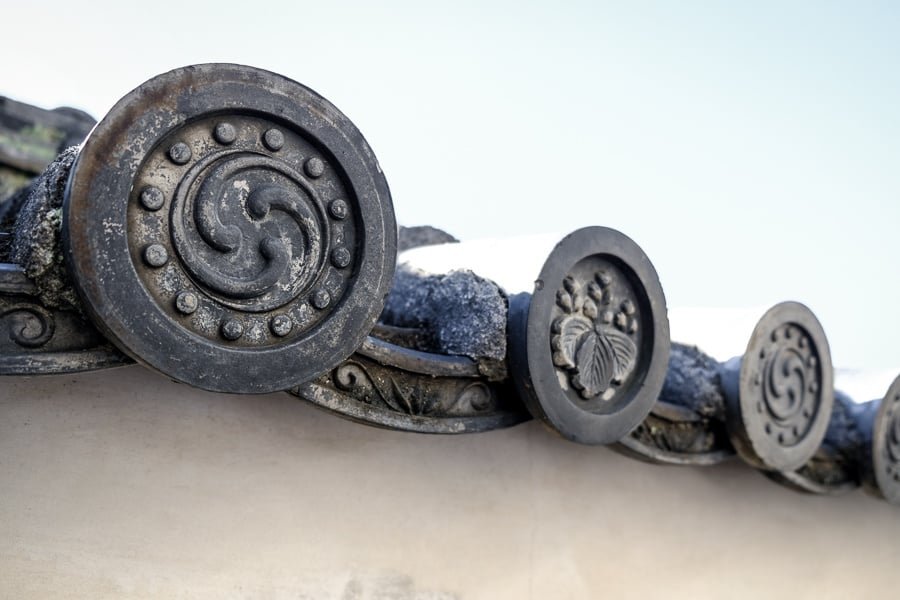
[3,1,898,372]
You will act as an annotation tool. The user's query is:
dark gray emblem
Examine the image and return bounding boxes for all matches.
[62,64,397,393]
[721,302,834,472]
[507,227,670,444]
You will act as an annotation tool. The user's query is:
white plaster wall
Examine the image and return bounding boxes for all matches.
[1,366,897,599]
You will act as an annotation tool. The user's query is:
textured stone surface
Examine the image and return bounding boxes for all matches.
[660,342,727,419]
[381,264,507,369]
[9,147,81,311]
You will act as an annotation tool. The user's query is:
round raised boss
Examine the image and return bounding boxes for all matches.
[63,64,397,393]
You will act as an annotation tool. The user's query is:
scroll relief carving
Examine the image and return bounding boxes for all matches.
[1,302,54,348]
[332,360,496,418]
[0,294,128,375]
[131,115,355,347]
[551,272,638,401]
[750,323,823,449]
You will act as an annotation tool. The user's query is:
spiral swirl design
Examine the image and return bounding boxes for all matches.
[335,363,376,394]
[889,408,900,463]
[127,113,360,349]
[455,383,493,413]
[878,394,900,490]
[0,304,55,348]
[66,64,394,392]
[170,151,328,312]
[757,325,821,448]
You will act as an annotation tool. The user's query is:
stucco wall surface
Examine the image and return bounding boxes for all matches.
[1,366,897,599]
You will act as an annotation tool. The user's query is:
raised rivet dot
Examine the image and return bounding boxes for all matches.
[311,289,331,310]
[263,128,284,151]
[329,199,348,220]
[140,186,165,211]
[143,244,168,267]
[175,290,198,315]
[221,319,244,341]
[214,122,237,145]
[270,315,293,337]
[168,142,192,165]
[331,247,351,268]
[305,157,325,178]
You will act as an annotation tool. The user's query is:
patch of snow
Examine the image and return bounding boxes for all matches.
[668,306,767,362]
[398,232,564,294]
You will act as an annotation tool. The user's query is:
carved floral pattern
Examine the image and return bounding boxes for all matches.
[551,272,638,400]
[333,360,495,418]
